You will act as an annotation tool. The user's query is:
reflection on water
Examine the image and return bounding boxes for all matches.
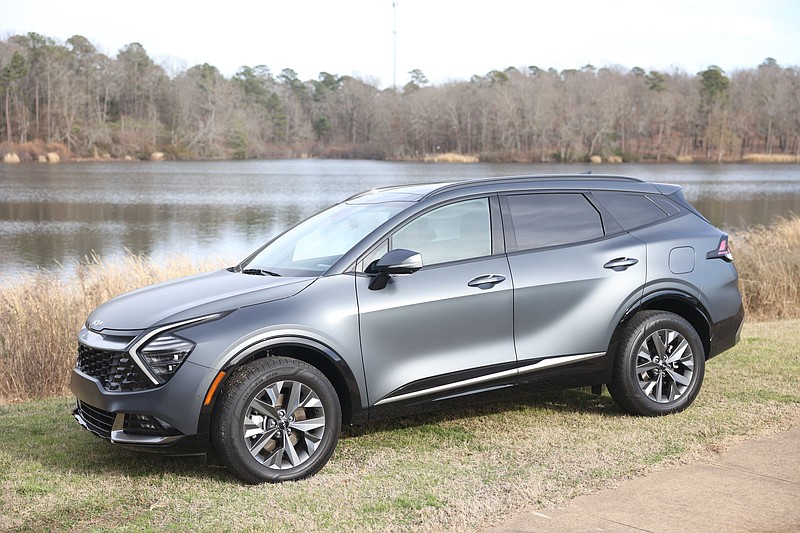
[1,160,799,275]
[692,196,800,230]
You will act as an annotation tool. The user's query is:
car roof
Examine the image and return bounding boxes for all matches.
[348,174,660,203]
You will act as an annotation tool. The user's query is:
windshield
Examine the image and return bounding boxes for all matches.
[243,201,408,276]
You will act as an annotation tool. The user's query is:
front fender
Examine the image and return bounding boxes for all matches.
[208,329,367,425]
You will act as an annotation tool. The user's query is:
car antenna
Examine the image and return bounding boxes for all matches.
[580,170,592,175]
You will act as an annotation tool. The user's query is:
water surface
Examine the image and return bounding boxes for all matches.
[1,160,798,276]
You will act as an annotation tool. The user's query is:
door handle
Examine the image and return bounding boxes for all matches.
[468,274,506,288]
[603,257,639,271]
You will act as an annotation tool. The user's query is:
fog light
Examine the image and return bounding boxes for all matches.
[123,414,177,436]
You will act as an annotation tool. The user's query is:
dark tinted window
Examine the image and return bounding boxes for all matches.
[594,192,668,230]
[506,193,604,250]
[647,195,682,216]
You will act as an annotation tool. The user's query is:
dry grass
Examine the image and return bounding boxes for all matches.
[0,254,227,402]
[423,152,480,163]
[1,140,70,162]
[742,153,800,163]
[731,214,800,320]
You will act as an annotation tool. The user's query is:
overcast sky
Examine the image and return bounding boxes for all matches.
[2,0,799,86]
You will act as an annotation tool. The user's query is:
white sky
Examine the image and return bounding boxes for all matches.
[2,0,799,87]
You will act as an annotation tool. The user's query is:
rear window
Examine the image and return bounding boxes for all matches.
[506,193,604,251]
[594,192,669,230]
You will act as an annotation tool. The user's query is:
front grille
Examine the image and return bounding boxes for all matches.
[75,400,115,439]
[77,344,154,392]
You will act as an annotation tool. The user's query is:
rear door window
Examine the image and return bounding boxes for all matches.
[505,193,604,251]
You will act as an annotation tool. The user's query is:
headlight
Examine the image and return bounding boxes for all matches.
[139,333,195,381]
[128,313,223,385]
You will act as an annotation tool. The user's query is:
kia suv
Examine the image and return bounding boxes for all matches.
[71,174,744,483]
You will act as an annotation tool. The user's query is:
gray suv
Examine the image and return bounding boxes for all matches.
[71,174,744,483]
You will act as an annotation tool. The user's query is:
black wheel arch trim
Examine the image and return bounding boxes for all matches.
[203,335,365,428]
[625,289,713,358]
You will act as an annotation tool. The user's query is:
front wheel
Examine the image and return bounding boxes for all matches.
[212,357,341,484]
[608,311,705,416]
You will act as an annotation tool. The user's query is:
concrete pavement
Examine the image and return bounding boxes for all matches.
[489,429,800,532]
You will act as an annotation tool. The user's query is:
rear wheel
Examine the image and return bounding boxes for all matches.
[608,311,705,416]
[212,357,341,483]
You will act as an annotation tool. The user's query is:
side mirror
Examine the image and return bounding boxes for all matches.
[368,249,423,290]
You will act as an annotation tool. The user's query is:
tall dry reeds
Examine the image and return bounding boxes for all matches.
[731,214,800,320]
[422,152,480,163]
[0,254,227,402]
[741,153,800,163]
[2,215,799,402]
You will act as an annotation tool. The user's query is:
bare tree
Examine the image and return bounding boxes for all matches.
[2,32,799,162]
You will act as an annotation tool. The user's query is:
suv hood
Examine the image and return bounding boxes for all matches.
[86,269,315,332]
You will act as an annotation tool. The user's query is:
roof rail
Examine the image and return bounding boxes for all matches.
[421,174,645,199]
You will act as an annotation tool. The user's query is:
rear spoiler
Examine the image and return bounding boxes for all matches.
[652,183,709,222]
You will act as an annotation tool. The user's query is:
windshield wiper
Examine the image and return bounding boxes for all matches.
[241,268,281,277]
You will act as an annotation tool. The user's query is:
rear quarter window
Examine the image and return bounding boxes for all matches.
[647,195,682,216]
[593,192,669,230]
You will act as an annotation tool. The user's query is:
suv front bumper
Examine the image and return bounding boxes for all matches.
[70,360,216,454]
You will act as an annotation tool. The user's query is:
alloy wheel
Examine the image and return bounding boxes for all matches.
[635,328,695,404]
[242,379,326,469]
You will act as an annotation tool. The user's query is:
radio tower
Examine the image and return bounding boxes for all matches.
[393,1,397,89]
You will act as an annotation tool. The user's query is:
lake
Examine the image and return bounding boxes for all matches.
[1,159,799,276]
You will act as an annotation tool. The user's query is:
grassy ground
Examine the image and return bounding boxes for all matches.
[1,319,798,532]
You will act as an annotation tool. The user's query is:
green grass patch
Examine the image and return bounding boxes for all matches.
[1,320,799,532]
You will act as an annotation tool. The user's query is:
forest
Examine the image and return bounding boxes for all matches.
[1,32,799,163]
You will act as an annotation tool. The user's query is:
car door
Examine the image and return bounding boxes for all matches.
[356,197,516,407]
[502,192,646,369]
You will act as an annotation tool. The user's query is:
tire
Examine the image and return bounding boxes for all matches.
[211,357,341,484]
[608,311,705,416]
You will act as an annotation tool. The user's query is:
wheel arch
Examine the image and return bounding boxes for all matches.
[628,290,712,359]
[204,336,364,430]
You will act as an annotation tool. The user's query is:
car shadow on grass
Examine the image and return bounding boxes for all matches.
[0,388,622,483]
[341,386,623,439]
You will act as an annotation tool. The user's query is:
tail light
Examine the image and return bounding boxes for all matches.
[706,234,733,262]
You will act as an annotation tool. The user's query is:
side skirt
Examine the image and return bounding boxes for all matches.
[369,352,608,422]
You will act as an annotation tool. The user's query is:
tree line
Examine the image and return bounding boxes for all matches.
[1,32,799,163]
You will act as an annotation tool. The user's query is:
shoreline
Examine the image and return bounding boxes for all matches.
[3,152,800,165]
